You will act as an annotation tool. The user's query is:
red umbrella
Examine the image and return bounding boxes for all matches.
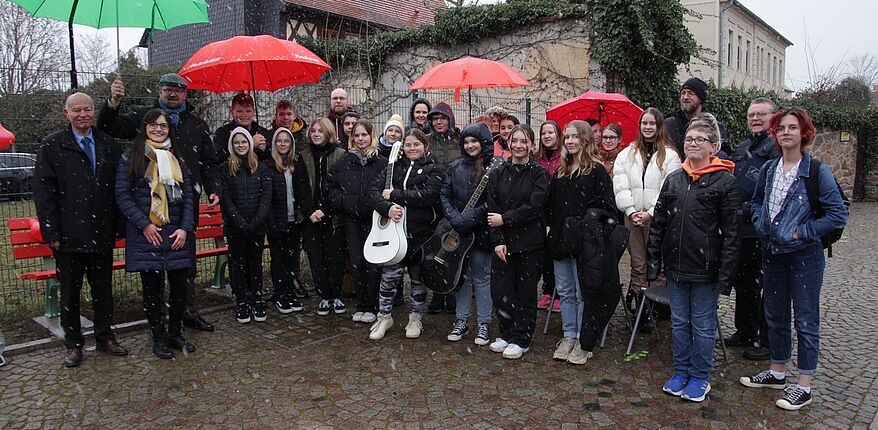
[0,122,16,151]
[410,56,529,119]
[547,91,643,146]
[179,35,331,93]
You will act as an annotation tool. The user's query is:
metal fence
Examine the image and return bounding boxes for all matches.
[0,67,555,326]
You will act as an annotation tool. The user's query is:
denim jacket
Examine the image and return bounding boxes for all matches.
[750,152,848,255]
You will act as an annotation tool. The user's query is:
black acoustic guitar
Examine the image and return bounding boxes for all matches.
[420,159,499,294]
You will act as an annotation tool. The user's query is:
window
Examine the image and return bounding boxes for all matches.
[746,40,751,73]
[737,35,742,70]
[727,30,733,66]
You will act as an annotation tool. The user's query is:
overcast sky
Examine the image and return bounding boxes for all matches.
[739,0,878,91]
[78,0,877,93]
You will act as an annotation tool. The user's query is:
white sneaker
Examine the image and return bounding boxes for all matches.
[352,312,364,322]
[501,343,529,359]
[566,343,593,365]
[360,312,377,323]
[489,338,509,353]
[405,313,423,339]
[369,313,394,340]
[552,337,577,361]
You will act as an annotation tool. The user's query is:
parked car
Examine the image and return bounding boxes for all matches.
[0,152,37,200]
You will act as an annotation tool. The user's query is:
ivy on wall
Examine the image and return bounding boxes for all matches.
[588,0,699,113]
[297,0,588,83]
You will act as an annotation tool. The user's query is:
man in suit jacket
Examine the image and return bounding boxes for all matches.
[34,93,128,367]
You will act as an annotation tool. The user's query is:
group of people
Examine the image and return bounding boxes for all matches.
[33,74,847,412]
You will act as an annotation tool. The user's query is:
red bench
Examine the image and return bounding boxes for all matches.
[7,204,230,318]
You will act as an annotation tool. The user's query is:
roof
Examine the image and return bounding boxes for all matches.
[722,0,793,47]
[283,0,446,29]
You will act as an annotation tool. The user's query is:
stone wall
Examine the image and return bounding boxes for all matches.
[810,127,856,198]
[201,16,598,131]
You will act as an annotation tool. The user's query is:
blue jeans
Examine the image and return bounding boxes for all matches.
[554,258,584,339]
[668,279,719,380]
[455,250,492,324]
[762,243,823,375]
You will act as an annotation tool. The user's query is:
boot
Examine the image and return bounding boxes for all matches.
[167,334,197,354]
[369,313,394,340]
[427,293,444,314]
[151,326,173,359]
[405,313,423,339]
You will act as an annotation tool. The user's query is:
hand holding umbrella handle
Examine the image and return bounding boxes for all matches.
[108,77,126,109]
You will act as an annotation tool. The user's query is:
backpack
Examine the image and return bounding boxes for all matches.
[804,159,850,257]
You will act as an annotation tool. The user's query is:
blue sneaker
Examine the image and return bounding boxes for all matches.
[681,377,711,402]
[662,373,689,396]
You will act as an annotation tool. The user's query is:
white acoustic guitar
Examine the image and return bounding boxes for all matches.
[364,141,408,265]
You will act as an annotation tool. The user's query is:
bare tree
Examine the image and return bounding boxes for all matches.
[0,2,69,94]
[846,53,878,88]
[76,33,113,79]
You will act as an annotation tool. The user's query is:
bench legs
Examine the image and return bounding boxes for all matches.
[212,254,229,289]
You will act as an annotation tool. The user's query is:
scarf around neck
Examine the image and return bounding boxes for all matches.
[145,138,183,226]
[157,100,187,127]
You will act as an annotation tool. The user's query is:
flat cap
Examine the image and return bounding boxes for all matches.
[159,73,188,88]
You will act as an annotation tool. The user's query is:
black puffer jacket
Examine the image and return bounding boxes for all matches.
[220,163,272,237]
[440,123,498,251]
[34,126,121,253]
[545,163,617,260]
[647,168,741,292]
[328,151,388,224]
[115,151,195,272]
[487,160,550,253]
[370,155,443,245]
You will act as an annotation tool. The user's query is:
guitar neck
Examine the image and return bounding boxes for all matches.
[385,164,393,190]
[461,160,497,212]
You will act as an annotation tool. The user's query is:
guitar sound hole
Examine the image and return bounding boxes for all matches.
[378,217,390,228]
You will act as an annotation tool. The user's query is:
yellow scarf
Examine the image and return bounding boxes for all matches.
[145,139,183,226]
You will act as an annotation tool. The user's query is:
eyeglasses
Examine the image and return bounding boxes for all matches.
[161,87,186,95]
[601,135,619,141]
[683,136,714,145]
[747,111,772,119]
[773,125,799,134]
[147,122,170,130]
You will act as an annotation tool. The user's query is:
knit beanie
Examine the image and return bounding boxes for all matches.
[681,77,708,103]
[383,114,405,136]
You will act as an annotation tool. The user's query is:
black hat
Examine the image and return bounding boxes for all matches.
[681,77,708,103]
[158,73,188,89]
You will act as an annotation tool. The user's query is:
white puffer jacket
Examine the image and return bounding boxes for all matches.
[613,144,681,216]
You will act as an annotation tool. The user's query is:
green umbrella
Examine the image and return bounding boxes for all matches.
[7,0,210,89]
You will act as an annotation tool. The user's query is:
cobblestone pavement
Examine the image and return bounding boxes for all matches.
[1,203,876,429]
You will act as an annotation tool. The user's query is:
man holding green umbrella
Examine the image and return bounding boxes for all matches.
[97,73,221,332]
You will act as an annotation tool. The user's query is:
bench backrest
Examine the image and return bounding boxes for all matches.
[7,204,225,261]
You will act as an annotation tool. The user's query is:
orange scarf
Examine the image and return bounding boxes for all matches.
[682,156,735,181]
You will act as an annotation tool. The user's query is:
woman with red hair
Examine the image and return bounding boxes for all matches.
[739,107,848,411]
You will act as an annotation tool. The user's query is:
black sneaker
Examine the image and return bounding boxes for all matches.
[776,385,812,411]
[447,320,468,342]
[289,297,304,312]
[739,370,786,389]
[252,302,267,322]
[276,297,294,314]
[333,298,347,314]
[236,303,251,324]
[317,299,332,316]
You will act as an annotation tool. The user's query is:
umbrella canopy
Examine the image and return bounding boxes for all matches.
[0,122,16,151]
[179,35,332,93]
[547,91,644,146]
[410,56,528,120]
[9,0,210,89]
[9,0,208,29]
